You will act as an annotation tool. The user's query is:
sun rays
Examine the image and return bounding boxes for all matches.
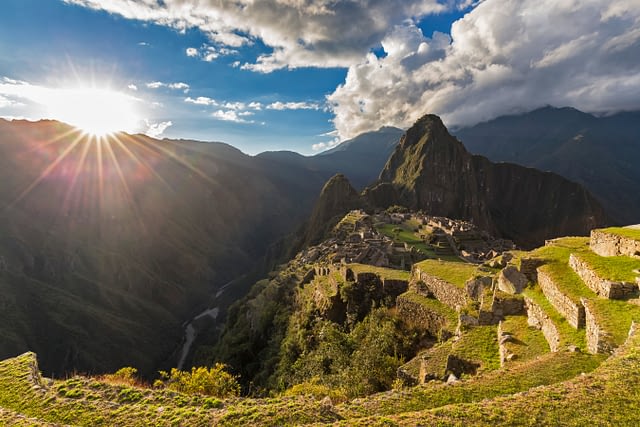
[2,127,217,239]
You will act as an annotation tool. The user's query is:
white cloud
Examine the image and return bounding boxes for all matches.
[127,84,138,91]
[212,109,253,123]
[63,0,450,72]
[328,0,640,138]
[185,96,218,106]
[266,101,320,111]
[146,81,190,93]
[145,120,173,138]
[311,137,341,152]
[0,94,15,108]
[184,44,238,62]
[168,82,190,92]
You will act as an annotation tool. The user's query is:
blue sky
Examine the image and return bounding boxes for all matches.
[1,1,638,155]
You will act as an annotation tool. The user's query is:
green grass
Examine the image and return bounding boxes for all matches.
[574,251,640,283]
[337,349,603,420]
[415,259,483,288]
[450,326,501,373]
[348,264,411,281]
[597,226,640,241]
[586,299,640,345]
[522,287,587,349]
[500,316,550,362]
[376,223,434,256]
[532,237,597,304]
[398,291,458,327]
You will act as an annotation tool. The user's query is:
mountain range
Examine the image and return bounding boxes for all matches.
[454,106,640,224]
[0,107,625,377]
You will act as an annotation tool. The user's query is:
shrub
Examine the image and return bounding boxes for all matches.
[157,364,240,398]
[103,366,140,387]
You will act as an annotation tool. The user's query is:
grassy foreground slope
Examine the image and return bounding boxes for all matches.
[340,323,640,426]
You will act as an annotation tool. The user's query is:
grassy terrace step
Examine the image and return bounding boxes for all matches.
[337,324,639,426]
[408,325,500,382]
[597,226,640,241]
[414,259,483,288]
[585,298,640,347]
[522,287,586,350]
[336,349,603,421]
[397,291,458,327]
[572,251,640,283]
[533,237,597,305]
[347,263,411,281]
[499,315,550,363]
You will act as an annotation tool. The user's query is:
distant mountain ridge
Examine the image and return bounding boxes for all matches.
[257,126,403,190]
[308,114,608,248]
[454,106,640,224]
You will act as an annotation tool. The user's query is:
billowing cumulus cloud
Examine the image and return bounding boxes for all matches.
[145,120,173,138]
[63,0,448,71]
[328,0,640,138]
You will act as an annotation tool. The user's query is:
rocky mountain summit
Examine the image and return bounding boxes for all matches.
[366,114,609,247]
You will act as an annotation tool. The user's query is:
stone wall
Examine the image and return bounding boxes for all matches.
[590,229,640,258]
[396,294,454,341]
[581,298,617,355]
[569,254,637,299]
[524,296,561,352]
[414,267,468,310]
[537,268,585,329]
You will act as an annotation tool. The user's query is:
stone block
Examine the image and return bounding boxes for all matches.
[497,266,528,294]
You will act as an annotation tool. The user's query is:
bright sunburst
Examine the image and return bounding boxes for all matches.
[46,87,140,136]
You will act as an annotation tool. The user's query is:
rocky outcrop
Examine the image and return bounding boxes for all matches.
[569,254,637,299]
[519,257,545,282]
[590,229,640,258]
[524,296,562,352]
[497,266,528,294]
[581,298,617,355]
[368,115,608,248]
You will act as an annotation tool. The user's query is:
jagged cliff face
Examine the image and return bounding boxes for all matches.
[370,115,608,247]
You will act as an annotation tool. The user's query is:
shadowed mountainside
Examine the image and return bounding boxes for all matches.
[454,106,640,224]
[0,119,391,377]
[365,114,609,248]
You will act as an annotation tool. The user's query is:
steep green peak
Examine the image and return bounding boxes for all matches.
[379,114,468,185]
[398,114,464,152]
[319,173,359,198]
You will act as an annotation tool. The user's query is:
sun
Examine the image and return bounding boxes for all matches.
[46,87,140,136]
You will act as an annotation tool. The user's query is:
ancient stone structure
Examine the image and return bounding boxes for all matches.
[537,268,585,329]
[497,266,528,294]
[581,298,617,355]
[524,296,561,352]
[590,229,640,258]
[396,294,454,341]
[569,254,638,299]
[413,267,468,310]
